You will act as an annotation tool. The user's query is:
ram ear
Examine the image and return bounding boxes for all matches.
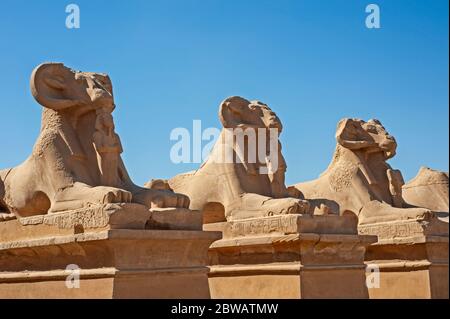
[336,118,373,150]
[219,96,250,128]
[30,62,81,110]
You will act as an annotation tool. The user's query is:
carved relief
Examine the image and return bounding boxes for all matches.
[230,215,299,237]
[359,220,427,240]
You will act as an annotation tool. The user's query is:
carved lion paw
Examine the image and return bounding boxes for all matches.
[90,186,133,204]
[133,188,190,209]
[51,184,133,213]
[150,191,190,209]
[266,198,311,216]
[360,201,435,224]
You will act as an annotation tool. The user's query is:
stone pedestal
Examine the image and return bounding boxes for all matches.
[205,214,376,299]
[0,203,221,299]
[359,216,449,299]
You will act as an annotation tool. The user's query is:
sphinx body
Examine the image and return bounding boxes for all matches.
[403,167,449,215]
[166,96,310,222]
[0,63,189,219]
[291,118,433,224]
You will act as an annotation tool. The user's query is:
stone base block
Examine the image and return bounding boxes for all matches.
[0,203,221,299]
[360,217,449,299]
[0,267,211,299]
[207,214,376,299]
[0,229,221,298]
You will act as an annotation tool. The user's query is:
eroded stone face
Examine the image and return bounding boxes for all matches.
[0,63,189,220]
[292,118,434,225]
[166,96,310,222]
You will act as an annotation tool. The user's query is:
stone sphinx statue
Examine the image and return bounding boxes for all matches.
[0,62,189,220]
[403,167,449,214]
[291,118,433,224]
[166,96,310,222]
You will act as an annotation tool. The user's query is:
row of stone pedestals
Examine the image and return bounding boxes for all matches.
[0,203,447,298]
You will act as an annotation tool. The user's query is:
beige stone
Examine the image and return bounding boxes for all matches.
[0,203,221,299]
[0,222,220,298]
[0,62,189,221]
[167,96,310,223]
[164,100,376,298]
[1,63,448,299]
[403,167,449,214]
[291,118,435,224]
[291,118,449,299]
[208,214,376,299]
[0,63,221,299]
[362,220,448,299]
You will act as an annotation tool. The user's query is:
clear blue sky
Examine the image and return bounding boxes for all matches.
[0,0,448,186]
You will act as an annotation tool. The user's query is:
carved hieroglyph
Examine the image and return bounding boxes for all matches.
[165,96,310,221]
[291,118,434,225]
[0,63,189,220]
[403,167,449,214]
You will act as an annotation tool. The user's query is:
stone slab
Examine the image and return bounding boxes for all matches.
[359,217,449,299]
[206,214,376,299]
[0,229,221,299]
[0,203,203,243]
